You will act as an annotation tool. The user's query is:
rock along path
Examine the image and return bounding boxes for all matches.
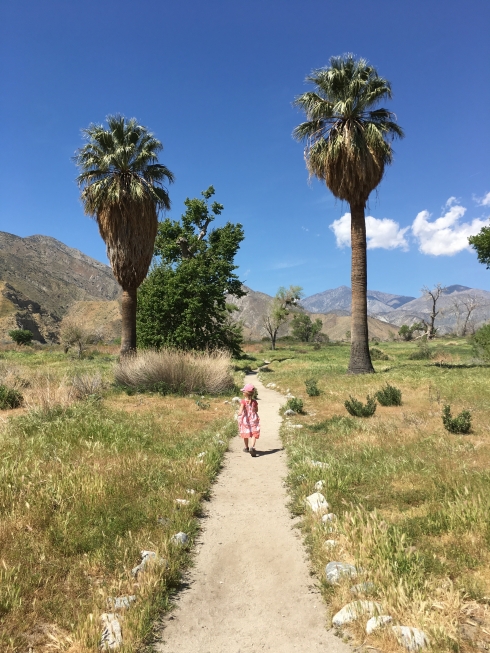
[155,375,351,653]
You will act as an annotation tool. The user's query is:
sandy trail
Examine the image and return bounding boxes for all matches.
[155,375,351,653]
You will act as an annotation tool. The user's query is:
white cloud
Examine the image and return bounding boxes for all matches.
[329,213,409,251]
[475,191,490,207]
[412,200,489,256]
[269,259,306,270]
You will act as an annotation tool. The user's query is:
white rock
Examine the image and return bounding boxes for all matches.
[223,400,230,404]
[325,561,357,584]
[325,539,337,547]
[314,480,325,490]
[100,613,123,649]
[322,513,337,523]
[107,595,136,611]
[217,439,225,445]
[392,626,429,651]
[131,550,166,577]
[284,409,296,416]
[231,397,241,403]
[305,492,329,513]
[186,489,196,495]
[332,600,382,627]
[175,498,190,506]
[289,424,303,429]
[197,451,206,458]
[366,615,392,634]
[172,531,189,545]
[263,360,271,364]
[285,393,295,399]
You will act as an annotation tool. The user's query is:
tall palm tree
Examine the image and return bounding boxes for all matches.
[74,115,174,354]
[293,54,404,374]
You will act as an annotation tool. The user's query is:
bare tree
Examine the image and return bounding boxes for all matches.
[421,284,446,339]
[60,319,105,359]
[451,296,484,336]
[262,286,303,350]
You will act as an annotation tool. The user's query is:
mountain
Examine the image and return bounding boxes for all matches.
[301,286,416,315]
[0,231,120,342]
[229,286,398,341]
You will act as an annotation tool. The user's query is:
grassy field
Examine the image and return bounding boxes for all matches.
[247,338,490,652]
[0,346,237,652]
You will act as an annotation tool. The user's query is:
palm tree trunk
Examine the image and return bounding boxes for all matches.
[121,288,137,355]
[348,203,374,374]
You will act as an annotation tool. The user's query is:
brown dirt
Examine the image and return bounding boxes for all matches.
[154,375,352,653]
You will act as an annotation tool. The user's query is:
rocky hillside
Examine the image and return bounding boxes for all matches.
[0,231,120,342]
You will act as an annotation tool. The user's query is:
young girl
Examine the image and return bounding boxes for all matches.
[238,383,260,457]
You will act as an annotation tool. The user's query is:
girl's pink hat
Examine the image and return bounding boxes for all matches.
[240,383,255,392]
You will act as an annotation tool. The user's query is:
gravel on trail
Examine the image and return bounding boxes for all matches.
[154,375,352,653]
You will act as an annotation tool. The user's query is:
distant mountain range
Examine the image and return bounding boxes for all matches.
[1,230,489,342]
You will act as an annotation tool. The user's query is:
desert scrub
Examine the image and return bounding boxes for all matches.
[344,394,377,417]
[375,383,402,406]
[369,347,389,361]
[0,400,235,652]
[285,397,305,414]
[442,404,472,434]
[0,384,22,409]
[115,348,234,394]
[305,378,321,396]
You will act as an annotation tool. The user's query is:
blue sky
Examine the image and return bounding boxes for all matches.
[1,0,489,299]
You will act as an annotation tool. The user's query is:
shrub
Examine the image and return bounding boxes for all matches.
[114,349,234,395]
[472,323,490,361]
[408,340,433,360]
[344,395,377,417]
[8,329,33,346]
[375,383,402,406]
[305,378,320,396]
[442,405,472,434]
[370,347,389,361]
[0,384,23,409]
[285,397,304,414]
[71,373,104,400]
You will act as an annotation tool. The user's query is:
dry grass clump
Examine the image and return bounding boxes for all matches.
[115,348,234,394]
[71,372,104,400]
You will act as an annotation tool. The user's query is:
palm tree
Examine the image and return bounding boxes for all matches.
[74,115,174,354]
[293,54,404,374]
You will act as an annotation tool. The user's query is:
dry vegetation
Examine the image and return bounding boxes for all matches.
[250,339,490,652]
[0,346,237,652]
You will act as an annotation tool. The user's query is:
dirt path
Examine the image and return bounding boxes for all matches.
[155,375,351,653]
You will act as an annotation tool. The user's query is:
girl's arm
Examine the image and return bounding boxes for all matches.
[238,400,244,417]
[252,400,258,414]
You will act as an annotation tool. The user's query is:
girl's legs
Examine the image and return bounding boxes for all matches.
[243,437,249,451]
[249,436,256,449]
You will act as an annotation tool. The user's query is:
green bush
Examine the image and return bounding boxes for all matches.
[408,340,433,360]
[375,383,402,406]
[344,395,377,417]
[8,329,33,346]
[0,385,23,409]
[442,405,472,434]
[472,323,490,361]
[370,347,389,361]
[286,397,304,414]
[305,378,320,396]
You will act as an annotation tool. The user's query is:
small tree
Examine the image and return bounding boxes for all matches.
[290,314,323,342]
[451,296,483,336]
[8,329,33,346]
[398,322,424,341]
[421,284,446,339]
[472,323,490,361]
[262,286,303,350]
[468,226,490,268]
[60,319,104,359]
[137,187,245,356]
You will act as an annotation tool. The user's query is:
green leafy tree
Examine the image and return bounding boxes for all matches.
[263,286,303,350]
[472,323,490,361]
[469,226,490,268]
[8,329,33,346]
[291,313,323,342]
[137,187,245,356]
[74,115,174,355]
[293,54,404,374]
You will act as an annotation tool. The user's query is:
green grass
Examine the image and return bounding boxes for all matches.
[250,339,490,651]
[0,347,236,652]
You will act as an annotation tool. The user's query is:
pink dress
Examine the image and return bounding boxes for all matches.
[239,399,260,439]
